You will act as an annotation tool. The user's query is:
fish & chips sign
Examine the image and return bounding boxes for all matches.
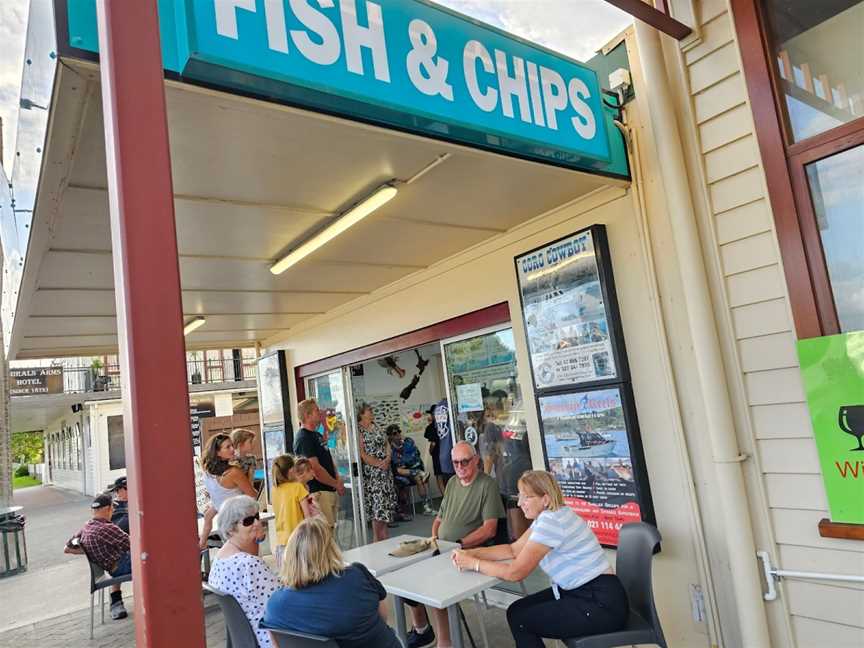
[65,0,627,176]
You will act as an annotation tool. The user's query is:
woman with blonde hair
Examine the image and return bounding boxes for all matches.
[263,517,400,648]
[452,470,629,648]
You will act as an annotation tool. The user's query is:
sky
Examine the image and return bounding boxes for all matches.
[0,0,631,172]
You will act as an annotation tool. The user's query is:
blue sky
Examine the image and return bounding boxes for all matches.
[0,0,631,171]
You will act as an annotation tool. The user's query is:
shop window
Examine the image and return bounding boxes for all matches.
[804,145,864,331]
[735,0,864,337]
[764,1,864,143]
[442,328,531,500]
[107,415,126,470]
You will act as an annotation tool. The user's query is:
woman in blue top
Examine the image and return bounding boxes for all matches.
[263,517,400,648]
[452,470,628,648]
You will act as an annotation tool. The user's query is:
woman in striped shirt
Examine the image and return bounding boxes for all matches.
[451,470,628,648]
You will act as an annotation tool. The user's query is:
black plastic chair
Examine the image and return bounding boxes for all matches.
[260,621,338,648]
[81,545,133,640]
[565,522,667,648]
[203,582,259,648]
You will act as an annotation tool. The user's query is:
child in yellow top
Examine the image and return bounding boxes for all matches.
[271,455,316,568]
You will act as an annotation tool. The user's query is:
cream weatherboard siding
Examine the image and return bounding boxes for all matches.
[673,2,864,647]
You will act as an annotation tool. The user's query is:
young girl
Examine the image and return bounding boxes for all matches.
[271,455,317,567]
[230,428,258,482]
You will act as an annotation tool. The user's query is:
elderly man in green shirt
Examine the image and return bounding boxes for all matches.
[404,441,505,648]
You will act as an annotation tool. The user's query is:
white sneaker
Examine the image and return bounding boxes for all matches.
[110,600,128,620]
[422,503,437,516]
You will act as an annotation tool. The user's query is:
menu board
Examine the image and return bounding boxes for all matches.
[539,388,644,546]
[515,229,618,389]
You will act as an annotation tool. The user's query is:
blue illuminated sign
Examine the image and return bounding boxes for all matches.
[64,0,628,177]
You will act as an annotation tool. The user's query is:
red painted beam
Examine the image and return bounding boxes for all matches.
[604,0,692,40]
[95,2,205,646]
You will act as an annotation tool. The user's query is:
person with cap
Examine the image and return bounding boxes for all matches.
[64,493,132,620]
[108,476,129,533]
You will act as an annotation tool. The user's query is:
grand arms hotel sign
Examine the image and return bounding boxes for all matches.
[62,0,628,178]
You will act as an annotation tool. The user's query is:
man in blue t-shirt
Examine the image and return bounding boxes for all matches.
[293,399,345,527]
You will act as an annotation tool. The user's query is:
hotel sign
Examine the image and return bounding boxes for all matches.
[62,0,628,177]
[11,367,64,396]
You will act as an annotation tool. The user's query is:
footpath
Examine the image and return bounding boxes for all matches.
[0,485,513,647]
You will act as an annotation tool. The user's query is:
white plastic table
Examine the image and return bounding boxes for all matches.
[341,534,459,577]
[379,550,499,648]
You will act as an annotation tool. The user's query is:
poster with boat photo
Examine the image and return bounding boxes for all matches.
[539,387,644,547]
[515,228,618,389]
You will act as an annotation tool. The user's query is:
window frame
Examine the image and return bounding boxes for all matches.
[732,0,864,338]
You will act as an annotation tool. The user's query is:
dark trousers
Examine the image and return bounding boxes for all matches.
[506,574,629,648]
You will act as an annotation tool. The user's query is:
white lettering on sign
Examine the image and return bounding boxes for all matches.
[212,0,600,143]
[539,66,567,131]
[406,19,453,100]
[494,50,531,123]
[568,78,596,139]
[291,0,341,65]
[340,0,391,82]
[215,0,256,40]
[463,40,497,113]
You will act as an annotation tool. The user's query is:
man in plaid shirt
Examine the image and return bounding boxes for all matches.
[65,493,132,619]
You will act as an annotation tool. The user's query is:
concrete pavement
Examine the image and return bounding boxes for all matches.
[0,485,523,646]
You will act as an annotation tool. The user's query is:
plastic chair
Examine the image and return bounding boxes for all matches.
[565,522,667,648]
[203,582,259,648]
[81,546,133,639]
[260,621,338,648]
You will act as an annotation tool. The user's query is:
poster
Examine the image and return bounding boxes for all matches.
[797,331,864,524]
[456,383,484,413]
[539,387,641,546]
[516,229,617,388]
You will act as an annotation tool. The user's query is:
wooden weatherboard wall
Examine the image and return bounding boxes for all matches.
[668,1,864,646]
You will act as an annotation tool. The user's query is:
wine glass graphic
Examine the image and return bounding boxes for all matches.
[838,405,864,452]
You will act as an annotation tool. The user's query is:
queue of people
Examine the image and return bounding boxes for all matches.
[75,396,628,647]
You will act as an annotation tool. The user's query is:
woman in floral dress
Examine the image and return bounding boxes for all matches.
[357,403,397,541]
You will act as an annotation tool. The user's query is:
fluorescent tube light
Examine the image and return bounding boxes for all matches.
[270,184,398,275]
[183,316,206,335]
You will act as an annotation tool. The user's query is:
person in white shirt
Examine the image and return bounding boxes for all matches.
[451,470,628,648]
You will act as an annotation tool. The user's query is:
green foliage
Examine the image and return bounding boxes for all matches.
[15,465,29,477]
[13,475,41,489]
[11,432,44,464]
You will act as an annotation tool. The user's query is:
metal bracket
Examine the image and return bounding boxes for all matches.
[757,550,864,602]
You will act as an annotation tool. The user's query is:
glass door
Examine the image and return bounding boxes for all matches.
[440,327,532,502]
[306,369,366,548]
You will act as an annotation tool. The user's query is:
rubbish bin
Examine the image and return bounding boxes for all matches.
[0,506,27,578]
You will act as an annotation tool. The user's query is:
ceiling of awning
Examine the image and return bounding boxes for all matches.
[10,59,619,360]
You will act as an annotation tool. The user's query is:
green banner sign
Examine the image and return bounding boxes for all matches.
[797,331,864,524]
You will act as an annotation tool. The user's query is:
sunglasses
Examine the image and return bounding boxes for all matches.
[241,513,260,527]
[452,458,473,468]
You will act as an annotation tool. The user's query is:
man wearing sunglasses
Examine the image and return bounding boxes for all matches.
[404,441,504,647]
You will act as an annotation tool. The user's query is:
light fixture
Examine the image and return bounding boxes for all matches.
[270,184,398,275]
[183,316,206,335]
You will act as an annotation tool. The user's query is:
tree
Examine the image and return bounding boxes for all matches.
[11,432,44,464]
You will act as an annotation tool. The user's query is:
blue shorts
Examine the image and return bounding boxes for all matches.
[110,552,132,577]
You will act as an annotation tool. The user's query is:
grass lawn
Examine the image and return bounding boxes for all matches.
[13,475,41,489]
